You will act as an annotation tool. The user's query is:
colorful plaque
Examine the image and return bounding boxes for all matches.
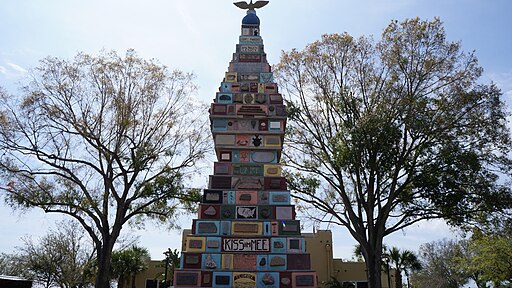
[233,272,257,288]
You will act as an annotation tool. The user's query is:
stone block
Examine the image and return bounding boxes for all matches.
[213,272,232,286]
[201,271,212,287]
[196,221,219,234]
[232,222,262,234]
[220,205,235,219]
[214,162,232,175]
[189,239,204,249]
[258,206,272,219]
[287,254,311,270]
[233,254,257,270]
[236,206,257,219]
[215,134,236,146]
[275,206,294,220]
[203,190,223,204]
[257,272,280,287]
[174,271,200,286]
[258,191,269,204]
[280,272,292,288]
[269,255,286,270]
[251,151,277,164]
[293,273,316,287]
[233,272,257,287]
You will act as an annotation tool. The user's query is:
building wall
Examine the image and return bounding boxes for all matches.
[0,276,33,288]
[303,230,334,285]
[305,230,395,288]
[130,260,167,288]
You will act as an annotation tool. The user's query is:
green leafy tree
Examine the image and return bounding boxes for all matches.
[462,229,512,287]
[400,250,422,288]
[0,50,210,288]
[275,17,512,288]
[162,248,180,287]
[411,239,469,288]
[353,244,365,262]
[111,245,150,288]
[325,277,348,288]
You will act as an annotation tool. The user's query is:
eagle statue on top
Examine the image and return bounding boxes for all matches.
[233,0,269,10]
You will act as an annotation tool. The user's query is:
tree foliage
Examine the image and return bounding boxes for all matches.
[0,50,210,288]
[111,245,150,288]
[387,247,421,288]
[162,248,180,287]
[460,230,512,287]
[0,253,24,278]
[413,232,512,288]
[275,17,512,288]
[412,239,469,288]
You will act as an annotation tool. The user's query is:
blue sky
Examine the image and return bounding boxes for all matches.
[1,0,511,261]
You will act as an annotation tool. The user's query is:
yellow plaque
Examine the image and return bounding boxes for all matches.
[264,164,281,176]
[185,236,205,252]
[258,83,265,93]
[221,254,233,270]
[233,272,256,288]
[225,72,238,82]
[264,135,281,147]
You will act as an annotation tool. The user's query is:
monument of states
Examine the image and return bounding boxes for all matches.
[174,1,318,287]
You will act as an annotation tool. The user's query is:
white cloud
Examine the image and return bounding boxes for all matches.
[7,62,27,73]
[384,219,460,253]
[0,66,6,74]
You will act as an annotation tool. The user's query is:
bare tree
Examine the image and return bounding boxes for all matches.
[0,220,95,288]
[412,239,469,288]
[275,18,512,288]
[0,50,210,288]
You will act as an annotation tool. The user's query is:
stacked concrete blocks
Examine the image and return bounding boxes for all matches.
[174,7,317,288]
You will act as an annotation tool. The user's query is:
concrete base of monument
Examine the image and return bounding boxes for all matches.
[130,230,396,288]
[173,270,317,287]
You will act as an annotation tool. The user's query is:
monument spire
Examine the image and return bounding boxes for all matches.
[173,2,317,287]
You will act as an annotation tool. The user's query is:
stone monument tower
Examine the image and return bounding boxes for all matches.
[174,2,318,287]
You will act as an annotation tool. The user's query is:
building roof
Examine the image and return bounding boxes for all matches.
[0,275,31,281]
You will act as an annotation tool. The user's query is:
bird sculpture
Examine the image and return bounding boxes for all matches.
[233,0,269,10]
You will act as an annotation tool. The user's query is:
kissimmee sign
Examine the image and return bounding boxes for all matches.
[233,272,256,288]
[223,238,270,252]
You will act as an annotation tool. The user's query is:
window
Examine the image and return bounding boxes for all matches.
[145,279,158,288]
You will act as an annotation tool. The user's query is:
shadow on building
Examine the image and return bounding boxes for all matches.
[0,275,33,288]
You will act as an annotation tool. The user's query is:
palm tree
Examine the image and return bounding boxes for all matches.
[111,245,150,288]
[402,250,422,288]
[388,247,422,288]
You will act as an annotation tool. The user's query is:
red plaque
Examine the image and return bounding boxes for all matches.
[233,254,257,270]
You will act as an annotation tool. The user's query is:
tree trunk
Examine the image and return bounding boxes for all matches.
[95,238,115,288]
[366,252,383,288]
[395,269,402,288]
[95,252,111,288]
[118,276,126,288]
